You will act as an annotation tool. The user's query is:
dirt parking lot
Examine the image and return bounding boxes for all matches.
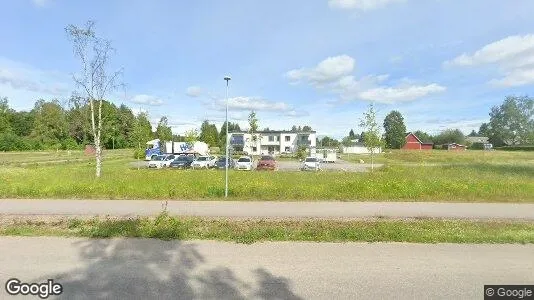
[277,159,381,172]
[130,159,382,172]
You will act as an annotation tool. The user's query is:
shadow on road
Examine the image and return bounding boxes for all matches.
[32,238,302,300]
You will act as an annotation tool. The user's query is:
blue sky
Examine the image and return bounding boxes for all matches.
[1,0,534,139]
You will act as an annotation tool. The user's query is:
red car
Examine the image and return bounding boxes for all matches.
[256,155,278,171]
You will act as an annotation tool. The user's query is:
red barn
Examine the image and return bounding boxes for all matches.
[402,132,434,150]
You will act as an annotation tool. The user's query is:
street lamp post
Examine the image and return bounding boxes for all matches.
[224,76,231,198]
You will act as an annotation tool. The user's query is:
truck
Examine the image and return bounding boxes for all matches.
[145,139,210,160]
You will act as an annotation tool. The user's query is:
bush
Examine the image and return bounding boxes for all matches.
[470,142,485,150]
[210,147,220,154]
[61,138,80,150]
[295,146,307,160]
[495,145,534,151]
[133,148,146,159]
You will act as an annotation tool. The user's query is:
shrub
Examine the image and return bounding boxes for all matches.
[209,147,220,154]
[495,145,534,151]
[133,148,146,159]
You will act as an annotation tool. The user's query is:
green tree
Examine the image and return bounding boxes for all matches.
[131,112,153,149]
[117,104,135,148]
[383,110,407,149]
[66,95,91,145]
[156,116,173,143]
[199,120,219,146]
[30,100,69,148]
[0,97,13,134]
[66,20,122,177]
[488,96,534,146]
[360,103,384,171]
[248,110,259,142]
[348,129,355,139]
[291,125,297,132]
[433,129,465,145]
[413,130,433,143]
[478,123,491,137]
[302,125,312,131]
[185,129,199,144]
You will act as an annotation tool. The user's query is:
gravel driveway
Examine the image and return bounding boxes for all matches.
[130,159,381,172]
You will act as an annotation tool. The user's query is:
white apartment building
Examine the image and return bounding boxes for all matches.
[229,130,317,156]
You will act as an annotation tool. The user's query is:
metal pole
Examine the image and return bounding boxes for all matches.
[224,77,231,198]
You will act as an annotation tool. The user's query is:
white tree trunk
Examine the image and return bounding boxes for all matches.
[95,138,102,178]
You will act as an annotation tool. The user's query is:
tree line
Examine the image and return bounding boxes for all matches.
[316,95,533,150]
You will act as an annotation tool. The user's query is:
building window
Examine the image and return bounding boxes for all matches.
[268,136,274,142]
[285,136,290,142]
[252,147,257,152]
[275,136,279,142]
[285,147,290,152]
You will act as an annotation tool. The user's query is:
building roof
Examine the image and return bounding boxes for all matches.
[405,132,434,145]
[230,130,316,134]
[465,136,489,143]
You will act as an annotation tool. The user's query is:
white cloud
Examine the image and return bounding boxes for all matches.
[130,94,164,106]
[359,84,446,103]
[214,96,291,112]
[445,34,534,87]
[287,55,445,103]
[328,0,405,11]
[185,86,202,97]
[286,55,355,85]
[0,59,69,96]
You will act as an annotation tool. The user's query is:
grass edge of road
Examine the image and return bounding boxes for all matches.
[1,213,534,244]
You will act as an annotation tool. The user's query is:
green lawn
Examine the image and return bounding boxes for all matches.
[0,149,533,201]
[2,214,533,244]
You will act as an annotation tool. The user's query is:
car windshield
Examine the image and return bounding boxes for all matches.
[260,156,274,161]
[238,157,250,162]
[176,156,189,161]
[305,158,318,162]
[153,156,164,161]
[196,157,207,161]
[217,157,228,162]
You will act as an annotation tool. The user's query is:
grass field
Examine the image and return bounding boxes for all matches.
[1,214,533,244]
[0,149,532,202]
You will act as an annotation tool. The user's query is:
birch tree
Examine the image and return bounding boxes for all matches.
[66,20,122,177]
[360,103,384,172]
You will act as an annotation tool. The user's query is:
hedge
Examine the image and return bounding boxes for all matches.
[495,145,534,151]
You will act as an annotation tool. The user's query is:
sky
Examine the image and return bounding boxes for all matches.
[1,0,534,139]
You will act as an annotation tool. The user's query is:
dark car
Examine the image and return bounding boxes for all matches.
[169,155,195,169]
[256,155,277,171]
[214,156,235,169]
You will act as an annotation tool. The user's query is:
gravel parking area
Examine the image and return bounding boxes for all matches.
[130,159,382,172]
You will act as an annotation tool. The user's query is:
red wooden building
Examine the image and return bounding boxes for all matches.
[402,132,434,150]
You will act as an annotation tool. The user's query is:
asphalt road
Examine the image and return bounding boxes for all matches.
[0,237,532,299]
[1,199,534,220]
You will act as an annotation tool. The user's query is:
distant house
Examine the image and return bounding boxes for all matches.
[442,143,467,151]
[402,132,434,150]
[465,136,493,150]
[466,136,489,144]
[343,143,382,154]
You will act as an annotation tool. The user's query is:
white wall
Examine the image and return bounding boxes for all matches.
[343,146,382,154]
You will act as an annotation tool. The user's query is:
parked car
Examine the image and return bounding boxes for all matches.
[214,156,235,169]
[235,156,254,171]
[256,155,277,171]
[148,154,176,169]
[301,156,321,171]
[191,155,217,169]
[169,155,195,169]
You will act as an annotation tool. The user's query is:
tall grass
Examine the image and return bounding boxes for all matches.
[0,154,532,201]
[2,215,534,244]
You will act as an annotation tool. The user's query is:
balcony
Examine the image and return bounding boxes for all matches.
[297,140,311,146]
